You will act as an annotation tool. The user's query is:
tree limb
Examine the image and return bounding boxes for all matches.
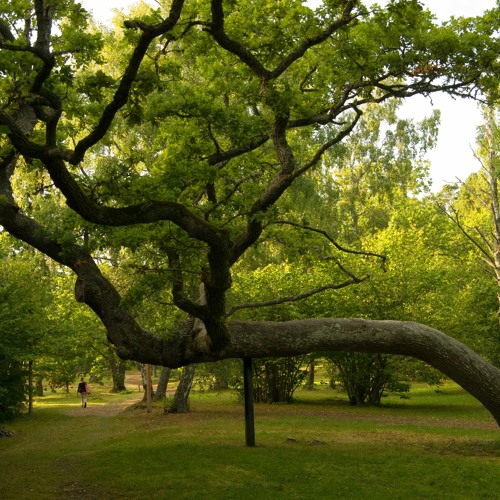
[209,0,359,82]
[273,220,386,268]
[71,0,186,164]
[170,318,500,426]
[226,277,369,317]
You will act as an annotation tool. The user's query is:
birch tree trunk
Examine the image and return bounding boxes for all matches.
[168,365,195,413]
[154,366,172,401]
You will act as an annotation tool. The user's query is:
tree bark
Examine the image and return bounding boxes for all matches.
[168,318,500,425]
[35,377,44,397]
[140,364,155,402]
[28,360,33,415]
[168,365,195,413]
[107,343,127,392]
[304,362,315,389]
[154,366,171,401]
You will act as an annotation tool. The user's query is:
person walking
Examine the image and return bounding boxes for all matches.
[77,377,90,407]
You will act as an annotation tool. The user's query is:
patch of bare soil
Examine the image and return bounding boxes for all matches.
[255,404,499,430]
[64,373,163,417]
[300,409,499,430]
[64,396,143,417]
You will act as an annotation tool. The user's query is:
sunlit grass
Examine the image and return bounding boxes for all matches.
[1,381,498,499]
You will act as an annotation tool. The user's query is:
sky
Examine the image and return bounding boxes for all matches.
[81,0,498,191]
[392,0,498,190]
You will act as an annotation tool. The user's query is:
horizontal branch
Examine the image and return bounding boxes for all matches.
[174,318,500,426]
[35,157,228,249]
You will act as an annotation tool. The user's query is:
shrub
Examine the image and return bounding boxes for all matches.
[250,356,309,403]
[326,353,410,405]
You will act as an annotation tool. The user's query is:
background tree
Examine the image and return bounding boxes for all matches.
[311,99,439,404]
[1,0,500,424]
[437,104,500,366]
[0,238,53,419]
[154,366,172,401]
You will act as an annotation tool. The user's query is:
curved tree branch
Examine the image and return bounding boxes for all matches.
[209,0,359,82]
[273,220,386,267]
[208,0,271,80]
[0,192,168,366]
[71,0,186,164]
[226,276,368,317]
[229,109,364,264]
[180,319,500,426]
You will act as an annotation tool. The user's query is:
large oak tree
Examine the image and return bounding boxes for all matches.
[1,0,500,424]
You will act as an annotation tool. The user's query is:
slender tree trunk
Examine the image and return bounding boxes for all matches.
[140,364,155,402]
[28,360,33,414]
[304,362,315,390]
[168,365,195,413]
[107,343,127,392]
[483,108,500,330]
[165,285,205,410]
[35,377,43,397]
[116,358,127,391]
[348,148,360,242]
[140,364,147,400]
[154,366,171,401]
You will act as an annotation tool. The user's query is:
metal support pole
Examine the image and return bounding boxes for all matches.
[146,364,152,413]
[28,360,33,415]
[243,356,256,447]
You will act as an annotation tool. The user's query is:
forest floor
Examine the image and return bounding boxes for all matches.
[61,374,499,430]
[1,380,498,499]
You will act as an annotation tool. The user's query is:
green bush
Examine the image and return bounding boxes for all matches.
[326,353,410,405]
[249,356,309,403]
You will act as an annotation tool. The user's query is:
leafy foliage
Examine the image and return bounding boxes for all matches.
[326,352,410,405]
[0,360,26,421]
[249,357,309,404]
[1,0,500,424]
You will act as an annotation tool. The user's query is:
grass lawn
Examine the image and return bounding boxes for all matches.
[0,380,498,499]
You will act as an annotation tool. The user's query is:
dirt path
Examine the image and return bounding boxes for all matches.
[64,373,173,417]
[61,374,499,429]
[64,395,143,417]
